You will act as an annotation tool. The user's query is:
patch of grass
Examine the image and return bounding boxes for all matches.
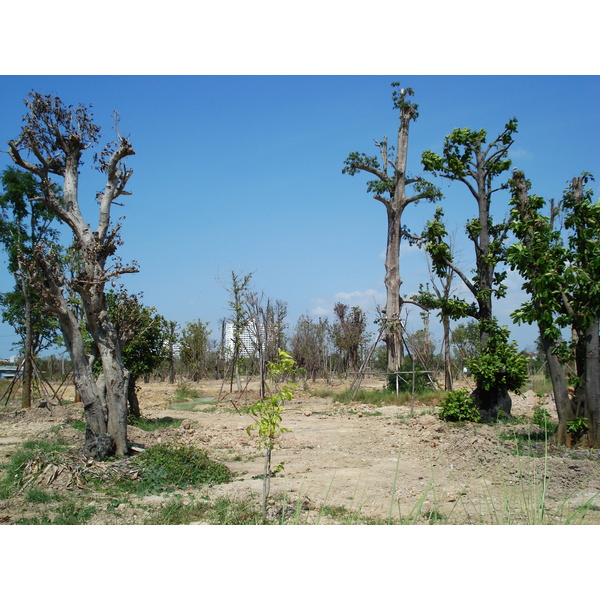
[15,500,96,525]
[70,418,86,431]
[24,487,61,504]
[147,495,263,525]
[527,376,553,397]
[128,443,233,495]
[128,415,183,431]
[175,382,200,400]
[333,388,446,407]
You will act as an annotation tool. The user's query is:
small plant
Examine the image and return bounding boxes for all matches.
[532,405,554,434]
[246,349,297,521]
[438,388,481,423]
[566,417,589,445]
[174,382,200,400]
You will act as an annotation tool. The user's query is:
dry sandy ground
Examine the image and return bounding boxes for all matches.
[1,377,600,524]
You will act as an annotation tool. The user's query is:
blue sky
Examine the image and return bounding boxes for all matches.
[1,74,598,357]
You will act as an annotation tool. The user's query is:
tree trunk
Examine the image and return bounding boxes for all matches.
[539,333,574,445]
[128,376,141,419]
[442,315,452,391]
[384,205,404,373]
[21,287,33,409]
[583,317,600,447]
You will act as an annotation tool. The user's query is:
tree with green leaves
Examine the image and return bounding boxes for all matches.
[508,170,600,446]
[343,82,441,375]
[179,319,213,382]
[0,166,61,408]
[7,92,136,457]
[246,349,297,521]
[105,289,169,418]
[418,118,526,419]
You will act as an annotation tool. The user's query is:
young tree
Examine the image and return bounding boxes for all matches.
[508,171,600,446]
[7,93,136,457]
[343,82,440,374]
[420,119,526,419]
[245,291,288,398]
[179,319,213,382]
[332,303,368,374]
[0,167,61,407]
[290,314,330,382]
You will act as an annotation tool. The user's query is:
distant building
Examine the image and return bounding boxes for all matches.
[223,321,270,358]
[0,365,19,379]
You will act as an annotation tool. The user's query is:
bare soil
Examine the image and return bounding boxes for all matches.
[1,377,600,524]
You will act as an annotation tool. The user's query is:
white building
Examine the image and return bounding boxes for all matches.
[223,321,269,358]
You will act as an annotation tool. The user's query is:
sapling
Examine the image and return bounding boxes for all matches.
[246,349,297,521]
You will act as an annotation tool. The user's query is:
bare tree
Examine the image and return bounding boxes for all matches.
[343,83,440,374]
[7,93,137,457]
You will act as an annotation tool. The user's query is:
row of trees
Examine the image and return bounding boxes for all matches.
[1,83,598,452]
[343,81,599,446]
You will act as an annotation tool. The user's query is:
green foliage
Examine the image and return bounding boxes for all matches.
[106,289,169,379]
[387,357,431,392]
[466,321,528,393]
[438,388,481,422]
[567,417,589,439]
[0,166,62,354]
[134,443,232,493]
[179,319,213,380]
[247,349,297,450]
[127,415,183,431]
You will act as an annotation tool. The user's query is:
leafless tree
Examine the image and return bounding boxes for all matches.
[7,93,137,457]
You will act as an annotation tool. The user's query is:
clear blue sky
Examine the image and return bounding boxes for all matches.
[1,75,598,357]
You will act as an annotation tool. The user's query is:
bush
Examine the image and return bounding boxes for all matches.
[438,389,481,423]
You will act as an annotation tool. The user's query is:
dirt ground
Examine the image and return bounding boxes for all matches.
[1,376,600,525]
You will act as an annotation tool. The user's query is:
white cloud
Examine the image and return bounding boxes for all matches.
[309,288,386,318]
[509,147,534,161]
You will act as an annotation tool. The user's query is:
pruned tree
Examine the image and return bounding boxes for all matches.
[6,92,137,457]
[290,314,331,382]
[343,82,441,375]
[420,119,527,419]
[332,303,368,374]
[508,170,600,446]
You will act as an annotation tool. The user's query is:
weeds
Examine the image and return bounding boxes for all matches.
[127,415,183,431]
[333,388,446,407]
[131,443,233,494]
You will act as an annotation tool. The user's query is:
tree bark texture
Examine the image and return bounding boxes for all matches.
[7,94,136,457]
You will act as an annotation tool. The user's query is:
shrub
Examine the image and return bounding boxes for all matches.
[438,389,480,422]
